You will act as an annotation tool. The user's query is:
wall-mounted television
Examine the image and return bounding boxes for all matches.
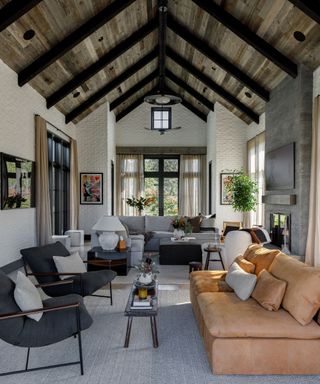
[265,143,295,190]
[0,152,35,209]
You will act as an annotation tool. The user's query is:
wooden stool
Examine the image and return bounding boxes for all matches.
[189,261,202,274]
[204,247,224,270]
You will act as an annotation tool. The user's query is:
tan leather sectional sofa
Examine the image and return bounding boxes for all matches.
[190,246,320,375]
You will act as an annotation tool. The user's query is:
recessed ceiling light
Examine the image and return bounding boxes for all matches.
[211,66,216,71]
[109,66,114,71]
[98,36,104,42]
[117,87,122,94]
[23,29,35,40]
[293,31,306,42]
[203,87,207,93]
[245,91,252,98]
[73,91,80,98]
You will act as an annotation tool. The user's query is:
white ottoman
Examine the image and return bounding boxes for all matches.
[65,230,85,247]
[52,235,71,249]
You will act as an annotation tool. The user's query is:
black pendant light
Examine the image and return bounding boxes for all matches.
[144,0,181,106]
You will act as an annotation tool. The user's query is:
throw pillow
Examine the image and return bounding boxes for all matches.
[251,269,287,311]
[270,253,320,325]
[225,262,257,301]
[53,252,86,280]
[14,271,43,322]
[234,255,255,274]
[245,247,280,276]
[243,243,262,259]
[187,215,203,233]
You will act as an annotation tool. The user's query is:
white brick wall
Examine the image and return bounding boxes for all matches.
[0,59,75,267]
[77,104,108,234]
[207,103,247,231]
[246,113,265,141]
[116,102,207,146]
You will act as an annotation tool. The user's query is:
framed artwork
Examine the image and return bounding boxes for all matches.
[0,152,35,210]
[80,173,103,205]
[220,172,237,205]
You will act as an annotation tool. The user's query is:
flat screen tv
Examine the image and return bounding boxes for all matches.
[265,143,295,190]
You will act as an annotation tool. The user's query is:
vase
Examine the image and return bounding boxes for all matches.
[98,231,119,250]
[138,272,153,285]
[173,228,185,240]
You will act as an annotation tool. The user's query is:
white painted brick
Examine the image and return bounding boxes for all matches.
[116,102,207,146]
[0,59,75,267]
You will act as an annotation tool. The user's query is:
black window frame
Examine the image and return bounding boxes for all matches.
[144,155,179,216]
[48,132,70,235]
[151,107,172,131]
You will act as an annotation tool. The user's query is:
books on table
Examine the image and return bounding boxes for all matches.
[130,294,153,309]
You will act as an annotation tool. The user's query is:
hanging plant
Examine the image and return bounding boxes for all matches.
[224,171,258,212]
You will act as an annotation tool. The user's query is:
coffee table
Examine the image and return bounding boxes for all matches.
[159,239,202,265]
[124,283,158,348]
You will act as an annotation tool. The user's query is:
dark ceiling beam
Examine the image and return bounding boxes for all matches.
[18,0,136,86]
[47,19,157,108]
[287,0,320,24]
[167,15,269,102]
[192,0,297,78]
[164,86,207,122]
[0,0,43,33]
[165,69,214,110]
[66,49,158,123]
[167,47,259,123]
[115,86,158,122]
[110,70,158,111]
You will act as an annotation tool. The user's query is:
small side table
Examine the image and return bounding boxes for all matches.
[87,247,130,276]
[189,261,202,274]
[204,247,224,270]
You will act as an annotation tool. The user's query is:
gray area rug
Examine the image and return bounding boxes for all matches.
[0,286,319,384]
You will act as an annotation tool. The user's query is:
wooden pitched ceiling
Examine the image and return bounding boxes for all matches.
[0,0,319,125]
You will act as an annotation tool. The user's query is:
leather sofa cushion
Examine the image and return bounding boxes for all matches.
[270,253,320,325]
[245,247,280,276]
[251,269,287,311]
[234,255,255,274]
[197,292,320,339]
[190,271,232,296]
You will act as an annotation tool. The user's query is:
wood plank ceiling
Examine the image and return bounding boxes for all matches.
[0,0,319,125]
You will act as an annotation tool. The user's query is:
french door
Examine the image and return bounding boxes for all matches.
[144,156,179,216]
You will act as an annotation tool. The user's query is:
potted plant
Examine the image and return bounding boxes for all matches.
[171,216,186,239]
[135,257,159,285]
[126,196,155,215]
[224,171,258,213]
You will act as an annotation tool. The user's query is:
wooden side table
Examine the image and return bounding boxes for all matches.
[204,247,224,270]
[87,247,130,276]
[189,261,202,274]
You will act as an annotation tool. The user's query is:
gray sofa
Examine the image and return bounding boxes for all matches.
[91,215,217,267]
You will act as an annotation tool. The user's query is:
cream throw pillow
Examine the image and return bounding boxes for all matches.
[53,252,86,280]
[252,269,287,311]
[225,262,257,301]
[14,271,43,322]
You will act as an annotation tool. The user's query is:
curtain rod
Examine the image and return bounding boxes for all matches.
[35,114,73,140]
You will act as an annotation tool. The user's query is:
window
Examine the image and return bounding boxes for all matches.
[151,107,171,132]
[48,133,70,235]
[247,132,265,226]
[144,156,179,216]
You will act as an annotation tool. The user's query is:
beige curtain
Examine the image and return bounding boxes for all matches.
[246,132,265,228]
[70,138,79,229]
[116,154,144,215]
[306,96,320,266]
[179,155,206,216]
[35,115,52,245]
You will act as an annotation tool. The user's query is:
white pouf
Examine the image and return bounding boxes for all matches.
[64,230,85,247]
[52,235,71,249]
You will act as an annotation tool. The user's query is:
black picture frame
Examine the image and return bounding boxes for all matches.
[0,152,35,210]
[80,173,103,205]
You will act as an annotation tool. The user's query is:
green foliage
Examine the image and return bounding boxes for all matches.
[225,171,258,212]
[126,196,155,212]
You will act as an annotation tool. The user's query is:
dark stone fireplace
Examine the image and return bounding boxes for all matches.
[270,213,291,250]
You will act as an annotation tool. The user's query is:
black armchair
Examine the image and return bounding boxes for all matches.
[0,270,92,376]
[21,242,117,304]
